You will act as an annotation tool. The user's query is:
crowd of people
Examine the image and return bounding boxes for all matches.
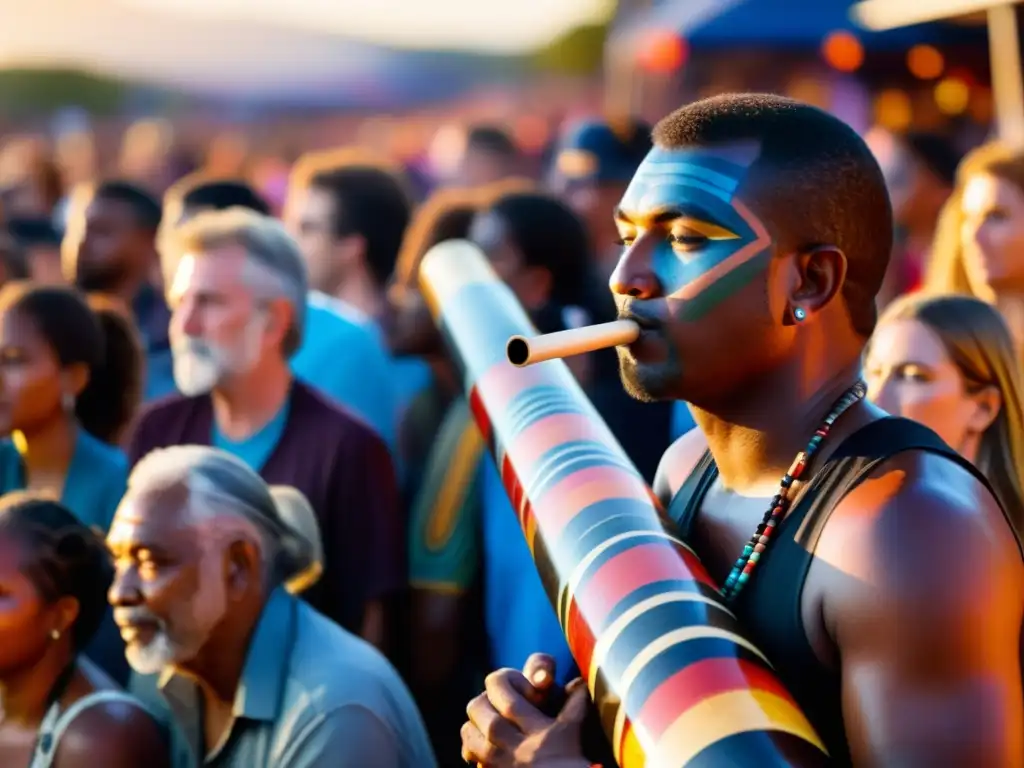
[0,91,1021,767]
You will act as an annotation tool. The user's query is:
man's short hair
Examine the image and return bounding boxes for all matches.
[92,180,162,232]
[304,164,414,289]
[652,93,893,338]
[466,126,519,161]
[179,179,271,216]
[174,208,308,356]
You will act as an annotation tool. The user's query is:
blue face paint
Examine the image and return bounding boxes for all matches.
[614,144,773,320]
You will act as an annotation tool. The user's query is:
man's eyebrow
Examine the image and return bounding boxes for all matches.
[614,205,717,226]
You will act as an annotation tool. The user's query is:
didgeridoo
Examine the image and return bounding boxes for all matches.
[419,240,829,768]
[506,319,640,367]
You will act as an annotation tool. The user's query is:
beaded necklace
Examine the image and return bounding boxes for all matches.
[720,380,867,603]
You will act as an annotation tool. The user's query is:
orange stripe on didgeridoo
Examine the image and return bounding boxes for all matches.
[651,689,828,766]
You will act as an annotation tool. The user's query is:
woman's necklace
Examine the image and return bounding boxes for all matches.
[720,380,868,603]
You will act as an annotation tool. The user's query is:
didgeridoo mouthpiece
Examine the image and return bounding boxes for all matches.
[506,319,640,367]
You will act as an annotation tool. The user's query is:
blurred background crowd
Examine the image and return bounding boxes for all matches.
[0,0,1023,766]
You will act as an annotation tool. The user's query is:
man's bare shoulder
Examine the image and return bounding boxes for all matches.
[653,426,708,506]
[817,449,1023,631]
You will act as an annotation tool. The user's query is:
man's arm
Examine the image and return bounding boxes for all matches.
[827,454,1024,766]
[278,704,424,768]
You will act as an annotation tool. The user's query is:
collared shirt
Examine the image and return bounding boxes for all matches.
[132,589,436,768]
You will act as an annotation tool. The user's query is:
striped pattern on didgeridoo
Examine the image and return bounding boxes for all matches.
[419,241,829,767]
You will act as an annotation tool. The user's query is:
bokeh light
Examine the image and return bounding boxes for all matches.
[934,77,970,115]
[907,45,945,80]
[822,31,864,73]
[874,89,913,131]
[638,31,687,74]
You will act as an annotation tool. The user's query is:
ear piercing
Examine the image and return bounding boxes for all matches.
[793,307,807,322]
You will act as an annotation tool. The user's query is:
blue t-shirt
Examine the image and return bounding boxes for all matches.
[480,459,578,686]
[390,356,432,421]
[212,399,291,472]
[291,292,398,451]
[0,428,128,532]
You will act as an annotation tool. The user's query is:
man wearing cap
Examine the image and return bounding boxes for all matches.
[109,445,436,768]
[550,118,654,279]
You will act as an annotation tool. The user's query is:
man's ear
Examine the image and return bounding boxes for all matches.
[786,245,848,323]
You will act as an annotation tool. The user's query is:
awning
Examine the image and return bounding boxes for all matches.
[616,0,985,50]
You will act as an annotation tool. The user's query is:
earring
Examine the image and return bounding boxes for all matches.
[61,391,75,413]
[793,307,807,322]
[50,629,60,640]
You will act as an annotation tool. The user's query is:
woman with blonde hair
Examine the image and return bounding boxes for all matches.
[925,142,1024,347]
[865,293,1024,535]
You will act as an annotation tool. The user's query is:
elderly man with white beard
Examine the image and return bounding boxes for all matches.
[108,445,436,768]
[126,208,404,653]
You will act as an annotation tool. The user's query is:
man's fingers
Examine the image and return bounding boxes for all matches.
[523,652,557,689]
[460,720,501,765]
[466,692,522,749]
[484,669,553,733]
[557,678,592,725]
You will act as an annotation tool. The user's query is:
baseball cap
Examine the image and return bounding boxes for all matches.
[553,118,652,184]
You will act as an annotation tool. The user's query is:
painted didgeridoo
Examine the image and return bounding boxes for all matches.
[419,240,830,768]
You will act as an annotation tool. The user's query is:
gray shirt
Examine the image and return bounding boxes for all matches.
[131,588,436,768]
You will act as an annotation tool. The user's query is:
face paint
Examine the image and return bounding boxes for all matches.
[615,144,773,320]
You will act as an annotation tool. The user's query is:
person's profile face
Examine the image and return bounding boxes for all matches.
[167,249,270,395]
[960,173,1024,296]
[609,141,777,403]
[283,185,339,294]
[0,305,66,437]
[106,486,229,675]
[865,317,994,461]
[0,532,59,676]
[68,197,143,293]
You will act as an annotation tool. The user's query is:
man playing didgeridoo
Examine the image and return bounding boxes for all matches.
[460,93,1024,767]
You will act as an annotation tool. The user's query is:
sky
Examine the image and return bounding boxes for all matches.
[122,0,617,53]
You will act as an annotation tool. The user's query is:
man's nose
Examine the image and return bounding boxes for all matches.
[108,569,142,608]
[609,236,663,300]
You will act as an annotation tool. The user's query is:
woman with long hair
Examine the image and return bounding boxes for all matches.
[865,293,1024,535]
[0,493,168,767]
[0,284,143,532]
[925,142,1024,349]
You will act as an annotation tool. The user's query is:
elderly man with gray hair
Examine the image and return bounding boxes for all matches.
[109,445,435,768]
[127,208,404,652]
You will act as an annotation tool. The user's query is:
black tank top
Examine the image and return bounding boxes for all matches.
[666,417,1007,766]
